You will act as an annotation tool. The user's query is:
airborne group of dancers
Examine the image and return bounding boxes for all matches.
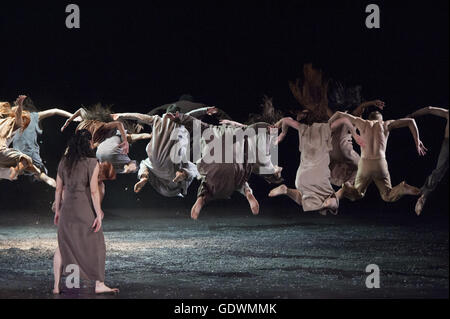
[1,64,448,220]
[1,64,448,295]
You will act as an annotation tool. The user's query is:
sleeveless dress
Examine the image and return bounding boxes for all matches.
[296,123,337,215]
[57,157,106,282]
[13,112,47,174]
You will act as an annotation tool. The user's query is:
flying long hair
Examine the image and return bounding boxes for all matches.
[83,103,114,123]
[247,96,284,125]
[63,129,96,176]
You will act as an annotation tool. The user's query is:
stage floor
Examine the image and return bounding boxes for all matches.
[0,207,448,299]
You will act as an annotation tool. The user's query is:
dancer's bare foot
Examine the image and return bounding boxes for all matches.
[401,181,421,196]
[173,170,187,183]
[38,172,56,188]
[95,282,119,295]
[245,190,259,215]
[268,184,287,197]
[415,194,427,216]
[323,197,338,212]
[9,162,26,180]
[124,162,137,174]
[134,178,148,193]
[191,196,205,220]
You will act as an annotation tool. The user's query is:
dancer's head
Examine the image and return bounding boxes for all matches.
[296,109,327,126]
[64,129,96,174]
[368,111,383,121]
[84,103,114,123]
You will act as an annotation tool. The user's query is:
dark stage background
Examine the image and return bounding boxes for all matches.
[0,1,448,218]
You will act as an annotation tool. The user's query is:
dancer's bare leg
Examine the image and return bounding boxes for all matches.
[191,196,206,220]
[95,281,119,295]
[244,187,259,215]
[53,247,62,294]
[269,185,303,206]
[173,170,187,183]
[127,133,152,143]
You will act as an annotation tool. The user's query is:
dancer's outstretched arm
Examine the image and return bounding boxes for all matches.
[38,109,74,121]
[112,113,155,125]
[166,112,210,134]
[407,106,449,119]
[274,117,302,145]
[330,117,365,148]
[387,118,427,156]
[61,108,85,132]
[186,107,219,118]
[352,100,385,117]
[220,119,247,128]
[329,111,366,130]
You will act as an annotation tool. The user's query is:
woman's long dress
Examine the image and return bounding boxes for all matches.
[296,123,337,215]
[57,157,106,282]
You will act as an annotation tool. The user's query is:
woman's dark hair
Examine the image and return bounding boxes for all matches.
[84,103,114,123]
[22,96,39,112]
[247,96,283,125]
[63,129,95,176]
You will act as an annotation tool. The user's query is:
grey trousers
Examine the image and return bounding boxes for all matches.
[421,138,449,196]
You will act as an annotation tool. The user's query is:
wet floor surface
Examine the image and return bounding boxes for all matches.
[0,207,448,299]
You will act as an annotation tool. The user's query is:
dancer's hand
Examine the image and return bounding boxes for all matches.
[15,95,27,106]
[111,114,120,121]
[206,107,218,116]
[119,140,130,154]
[373,100,385,110]
[417,140,427,156]
[166,111,180,121]
[61,119,70,132]
[54,212,60,226]
[92,215,103,233]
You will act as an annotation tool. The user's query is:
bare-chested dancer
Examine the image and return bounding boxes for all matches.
[333,111,426,202]
[0,95,45,182]
[268,111,365,215]
[407,106,449,215]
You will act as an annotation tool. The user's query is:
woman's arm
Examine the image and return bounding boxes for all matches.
[352,100,385,117]
[220,119,247,128]
[407,106,449,119]
[112,113,155,125]
[53,174,64,225]
[275,117,302,145]
[61,108,84,132]
[330,117,365,148]
[38,108,74,121]
[90,163,104,232]
[14,95,27,130]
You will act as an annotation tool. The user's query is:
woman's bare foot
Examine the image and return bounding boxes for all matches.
[402,181,421,196]
[268,184,287,197]
[191,196,205,220]
[415,194,427,216]
[173,170,187,183]
[37,172,56,188]
[124,162,137,174]
[245,190,260,215]
[134,178,148,193]
[95,282,119,295]
[323,197,338,212]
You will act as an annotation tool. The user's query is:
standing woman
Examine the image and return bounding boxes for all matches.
[53,130,118,295]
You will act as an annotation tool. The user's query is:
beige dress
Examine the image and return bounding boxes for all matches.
[57,157,106,282]
[296,123,337,215]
